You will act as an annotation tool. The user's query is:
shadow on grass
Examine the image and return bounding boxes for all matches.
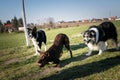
[61,53,88,67]
[42,55,120,80]
[81,47,120,56]
[70,43,86,51]
[106,48,120,52]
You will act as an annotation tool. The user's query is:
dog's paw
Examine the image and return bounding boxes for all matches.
[54,64,62,68]
[98,53,102,55]
[86,53,91,56]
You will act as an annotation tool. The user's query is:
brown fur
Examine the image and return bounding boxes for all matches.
[38,33,73,67]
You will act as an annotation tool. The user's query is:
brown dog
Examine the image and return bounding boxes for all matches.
[38,33,73,67]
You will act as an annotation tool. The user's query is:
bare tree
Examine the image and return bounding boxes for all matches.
[47,17,55,29]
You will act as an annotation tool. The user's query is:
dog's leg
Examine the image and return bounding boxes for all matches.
[86,43,93,56]
[86,50,92,56]
[114,40,119,50]
[34,45,40,55]
[59,51,63,58]
[98,49,103,55]
[37,42,43,54]
[35,42,41,55]
[69,50,73,58]
[112,38,119,50]
[105,42,108,49]
[98,42,106,55]
[53,58,61,67]
[65,44,73,58]
[31,38,40,55]
[37,45,41,53]
[116,43,119,50]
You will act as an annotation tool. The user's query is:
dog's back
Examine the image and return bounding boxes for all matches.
[98,21,117,41]
[54,33,69,46]
[38,33,73,67]
[37,30,46,44]
[48,33,72,58]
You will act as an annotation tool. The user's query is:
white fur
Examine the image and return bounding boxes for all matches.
[89,28,99,43]
[31,38,40,55]
[31,37,47,55]
[105,42,108,49]
[98,42,106,55]
[86,41,107,56]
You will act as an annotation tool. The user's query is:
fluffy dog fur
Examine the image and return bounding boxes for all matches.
[27,27,46,55]
[82,21,119,56]
[38,33,73,67]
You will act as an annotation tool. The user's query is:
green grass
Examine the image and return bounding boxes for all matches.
[0,32,26,50]
[0,21,120,80]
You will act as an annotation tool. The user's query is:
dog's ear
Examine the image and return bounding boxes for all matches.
[32,26,37,32]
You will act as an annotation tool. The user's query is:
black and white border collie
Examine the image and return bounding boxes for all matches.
[27,26,47,55]
[82,21,119,56]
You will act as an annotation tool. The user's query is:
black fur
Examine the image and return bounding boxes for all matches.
[83,21,119,56]
[27,27,46,53]
[89,22,118,43]
[98,22,118,42]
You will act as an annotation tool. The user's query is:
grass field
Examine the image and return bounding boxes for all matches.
[0,21,120,80]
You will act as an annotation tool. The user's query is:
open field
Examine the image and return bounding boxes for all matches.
[0,21,120,80]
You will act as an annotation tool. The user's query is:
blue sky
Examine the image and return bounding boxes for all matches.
[0,0,120,24]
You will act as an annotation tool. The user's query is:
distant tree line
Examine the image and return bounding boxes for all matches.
[36,17,55,30]
[0,16,23,33]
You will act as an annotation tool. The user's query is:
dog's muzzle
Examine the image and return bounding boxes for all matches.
[84,39,91,44]
[28,33,33,39]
